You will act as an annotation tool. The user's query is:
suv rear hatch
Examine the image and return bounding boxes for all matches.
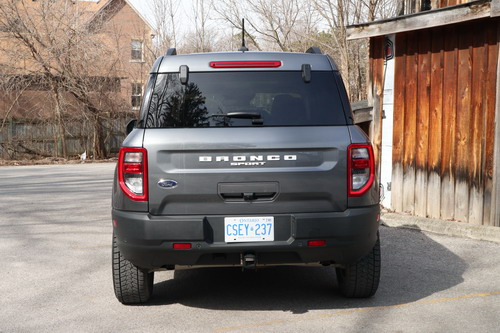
[141,70,351,215]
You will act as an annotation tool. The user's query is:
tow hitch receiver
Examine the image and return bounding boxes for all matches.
[241,253,257,270]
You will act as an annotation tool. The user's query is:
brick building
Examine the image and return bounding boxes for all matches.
[0,0,154,158]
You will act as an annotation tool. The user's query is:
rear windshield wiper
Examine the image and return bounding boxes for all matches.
[225,112,261,119]
[210,111,264,125]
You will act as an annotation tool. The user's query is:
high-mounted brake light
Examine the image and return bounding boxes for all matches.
[209,61,282,68]
[118,147,148,201]
[348,143,375,197]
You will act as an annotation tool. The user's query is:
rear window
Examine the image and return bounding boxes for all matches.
[143,71,347,128]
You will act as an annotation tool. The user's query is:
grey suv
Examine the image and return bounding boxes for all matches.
[112,47,380,304]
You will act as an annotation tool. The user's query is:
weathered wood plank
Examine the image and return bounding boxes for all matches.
[468,24,487,225]
[370,36,385,184]
[392,33,408,213]
[440,26,458,221]
[454,23,473,223]
[438,1,447,10]
[427,27,444,219]
[491,20,500,227]
[403,31,419,214]
[482,20,499,226]
[415,30,431,217]
[491,0,500,18]
[346,1,491,40]
[351,101,373,124]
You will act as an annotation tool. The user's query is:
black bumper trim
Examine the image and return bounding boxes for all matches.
[112,206,380,269]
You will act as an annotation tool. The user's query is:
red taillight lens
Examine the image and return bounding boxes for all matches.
[352,159,370,169]
[209,61,282,68]
[123,163,142,173]
[348,143,375,197]
[118,147,148,201]
[307,240,326,247]
[173,243,192,249]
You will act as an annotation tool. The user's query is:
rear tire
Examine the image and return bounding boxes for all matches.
[112,234,154,304]
[336,233,381,298]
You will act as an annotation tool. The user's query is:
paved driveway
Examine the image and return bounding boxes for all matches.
[0,163,499,332]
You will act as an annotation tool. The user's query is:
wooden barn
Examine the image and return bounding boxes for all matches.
[347,0,500,227]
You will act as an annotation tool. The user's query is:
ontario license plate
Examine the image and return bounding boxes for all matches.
[224,217,274,243]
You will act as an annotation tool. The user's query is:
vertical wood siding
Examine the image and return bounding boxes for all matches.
[392,18,499,226]
[369,36,386,181]
[438,0,469,9]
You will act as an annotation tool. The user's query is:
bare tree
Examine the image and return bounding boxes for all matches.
[308,0,398,100]
[310,0,354,96]
[0,0,129,158]
[246,0,302,51]
[186,0,214,53]
[214,0,262,50]
[215,0,320,52]
[148,0,180,57]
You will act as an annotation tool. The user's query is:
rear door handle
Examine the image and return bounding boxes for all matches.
[218,182,279,202]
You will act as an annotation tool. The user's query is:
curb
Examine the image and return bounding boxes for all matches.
[381,212,500,244]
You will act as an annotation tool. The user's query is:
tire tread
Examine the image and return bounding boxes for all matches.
[336,234,381,298]
[112,235,153,304]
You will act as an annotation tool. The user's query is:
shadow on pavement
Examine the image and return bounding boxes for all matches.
[147,226,467,313]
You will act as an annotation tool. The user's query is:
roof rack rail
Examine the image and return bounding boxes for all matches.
[306,46,322,54]
[166,48,177,56]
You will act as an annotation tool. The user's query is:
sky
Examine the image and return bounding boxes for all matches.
[128,0,195,34]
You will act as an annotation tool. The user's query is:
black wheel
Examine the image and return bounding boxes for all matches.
[112,234,154,304]
[336,233,381,298]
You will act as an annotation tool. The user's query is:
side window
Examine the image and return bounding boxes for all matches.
[131,40,143,61]
[131,83,142,110]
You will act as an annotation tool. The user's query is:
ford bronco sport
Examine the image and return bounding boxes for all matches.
[112,47,380,304]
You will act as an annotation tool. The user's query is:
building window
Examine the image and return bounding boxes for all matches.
[131,40,143,61]
[131,83,142,109]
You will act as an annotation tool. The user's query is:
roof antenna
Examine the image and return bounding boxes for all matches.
[239,18,249,52]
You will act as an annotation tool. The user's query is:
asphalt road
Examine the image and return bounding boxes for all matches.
[1,163,499,333]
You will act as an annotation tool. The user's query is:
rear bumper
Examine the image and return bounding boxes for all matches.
[112,205,380,270]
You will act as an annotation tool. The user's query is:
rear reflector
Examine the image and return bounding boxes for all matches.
[307,240,326,247]
[209,61,282,68]
[173,243,192,249]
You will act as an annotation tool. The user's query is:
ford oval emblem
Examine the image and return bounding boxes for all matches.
[158,179,178,189]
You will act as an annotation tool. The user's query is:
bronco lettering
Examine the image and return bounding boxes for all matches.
[199,155,297,163]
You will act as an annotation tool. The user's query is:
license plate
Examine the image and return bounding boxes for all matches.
[224,217,274,243]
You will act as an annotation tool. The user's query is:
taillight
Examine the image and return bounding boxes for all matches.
[209,61,282,68]
[118,147,148,201]
[348,143,375,197]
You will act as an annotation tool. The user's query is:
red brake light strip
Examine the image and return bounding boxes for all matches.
[209,61,282,68]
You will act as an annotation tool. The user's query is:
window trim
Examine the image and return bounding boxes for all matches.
[130,39,144,62]
[131,82,142,110]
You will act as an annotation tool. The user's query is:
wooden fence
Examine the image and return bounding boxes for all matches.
[390,18,499,226]
[0,116,129,159]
